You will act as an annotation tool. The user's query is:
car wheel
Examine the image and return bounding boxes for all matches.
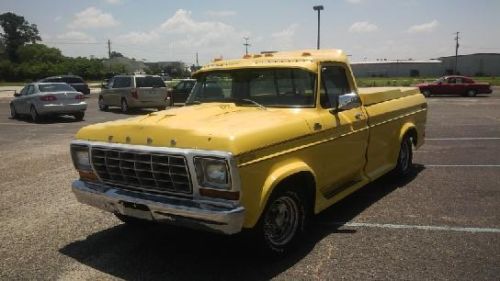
[9,103,18,119]
[422,90,431,97]
[114,213,155,226]
[30,106,40,122]
[73,111,85,121]
[466,89,477,97]
[120,99,129,113]
[98,97,108,111]
[157,106,166,111]
[393,135,413,177]
[256,188,308,255]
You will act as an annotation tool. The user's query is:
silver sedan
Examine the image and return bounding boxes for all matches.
[9,82,88,122]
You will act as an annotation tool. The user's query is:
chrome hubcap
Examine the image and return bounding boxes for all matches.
[264,196,299,246]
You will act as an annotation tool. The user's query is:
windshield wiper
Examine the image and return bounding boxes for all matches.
[236,98,266,110]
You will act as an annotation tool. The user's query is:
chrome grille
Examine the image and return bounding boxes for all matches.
[91,147,192,195]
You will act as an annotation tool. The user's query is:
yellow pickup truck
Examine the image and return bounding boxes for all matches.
[70,49,427,254]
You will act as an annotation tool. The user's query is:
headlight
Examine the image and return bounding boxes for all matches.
[194,157,230,189]
[71,145,91,171]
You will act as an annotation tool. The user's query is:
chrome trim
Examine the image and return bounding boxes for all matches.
[72,180,245,234]
[70,140,242,203]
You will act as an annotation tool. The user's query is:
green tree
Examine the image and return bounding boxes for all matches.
[17,43,64,63]
[0,12,41,62]
[110,51,124,58]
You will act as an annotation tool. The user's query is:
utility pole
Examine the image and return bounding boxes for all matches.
[196,52,199,66]
[107,39,111,59]
[313,5,324,49]
[243,37,251,55]
[454,32,460,74]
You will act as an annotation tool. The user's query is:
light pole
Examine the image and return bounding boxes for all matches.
[313,5,324,49]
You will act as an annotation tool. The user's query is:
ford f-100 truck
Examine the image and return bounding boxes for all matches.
[70,49,427,254]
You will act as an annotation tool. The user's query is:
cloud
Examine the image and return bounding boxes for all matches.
[104,0,121,4]
[56,31,96,43]
[270,24,299,50]
[346,0,362,3]
[407,20,439,33]
[68,7,119,29]
[349,21,379,33]
[54,16,62,22]
[116,31,159,44]
[205,10,237,17]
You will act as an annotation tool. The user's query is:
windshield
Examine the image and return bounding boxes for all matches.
[38,83,75,92]
[187,68,316,108]
[435,77,445,83]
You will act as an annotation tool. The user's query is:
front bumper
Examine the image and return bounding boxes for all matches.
[72,180,245,234]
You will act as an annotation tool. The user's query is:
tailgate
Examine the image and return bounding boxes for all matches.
[137,87,167,102]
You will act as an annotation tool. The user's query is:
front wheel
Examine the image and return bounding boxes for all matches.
[256,189,308,255]
[422,90,431,97]
[10,103,17,119]
[393,135,413,177]
[98,97,108,111]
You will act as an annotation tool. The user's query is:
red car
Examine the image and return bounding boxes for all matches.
[417,76,492,97]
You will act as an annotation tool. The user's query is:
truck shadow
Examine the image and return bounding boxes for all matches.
[59,164,424,280]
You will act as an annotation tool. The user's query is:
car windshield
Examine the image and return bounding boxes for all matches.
[187,68,316,108]
[435,77,446,83]
[38,83,75,92]
[135,76,166,88]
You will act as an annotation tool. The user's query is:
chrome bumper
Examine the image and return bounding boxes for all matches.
[38,103,87,114]
[72,180,245,234]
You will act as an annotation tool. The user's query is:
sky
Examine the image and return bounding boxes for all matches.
[1,0,499,65]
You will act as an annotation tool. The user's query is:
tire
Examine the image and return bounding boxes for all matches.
[114,213,154,226]
[466,89,477,97]
[30,106,40,122]
[393,135,413,177]
[10,103,17,119]
[73,111,85,121]
[157,106,166,111]
[255,188,308,255]
[120,98,129,113]
[422,90,431,97]
[98,97,108,111]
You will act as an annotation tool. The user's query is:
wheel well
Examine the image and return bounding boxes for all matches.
[272,171,316,211]
[405,127,418,146]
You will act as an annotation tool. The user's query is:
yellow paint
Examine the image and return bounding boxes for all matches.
[75,49,427,229]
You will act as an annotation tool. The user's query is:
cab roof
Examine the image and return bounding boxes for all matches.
[194,49,348,75]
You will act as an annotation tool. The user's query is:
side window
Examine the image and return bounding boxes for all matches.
[19,86,28,96]
[112,77,131,88]
[447,78,456,84]
[455,78,463,84]
[320,65,352,108]
[175,82,185,90]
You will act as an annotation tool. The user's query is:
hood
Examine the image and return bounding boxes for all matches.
[75,103,315,155]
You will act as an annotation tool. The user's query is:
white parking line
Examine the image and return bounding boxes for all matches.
[426,137,500,141]
[425,164,500,167]
[323,222,500,234]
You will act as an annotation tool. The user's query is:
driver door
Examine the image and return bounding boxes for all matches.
[315,64,369,198]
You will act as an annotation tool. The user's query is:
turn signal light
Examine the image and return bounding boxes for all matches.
[78,170,98,181]
[199,188,240,200]
[75,94,85,100]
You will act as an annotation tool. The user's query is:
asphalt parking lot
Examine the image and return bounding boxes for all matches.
[0,89,499,280]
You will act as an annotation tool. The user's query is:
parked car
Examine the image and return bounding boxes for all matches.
[70,49,427,254]
[98,75,168,112]
[167,79,196,105]
[417,76,492,97]
[39,75,90,95]
[10,83,87,122]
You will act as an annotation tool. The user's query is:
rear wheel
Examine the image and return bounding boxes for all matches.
[30,106,40,122]
[9,103,17,119]
[98,96,108,111]
[466,89,477,97]
[120,98,129,113]
[73,111,85,121]
[255,188,308,255]
[394,135,413,177]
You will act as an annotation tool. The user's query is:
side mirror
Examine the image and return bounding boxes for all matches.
[13,91,21,97]
[335,92,361,112]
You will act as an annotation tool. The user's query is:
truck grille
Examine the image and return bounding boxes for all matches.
[90,147,192,195]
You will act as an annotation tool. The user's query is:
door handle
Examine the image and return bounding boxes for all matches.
[355,113,363,120]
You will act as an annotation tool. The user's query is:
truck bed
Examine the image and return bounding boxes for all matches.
[358,87,421,106]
